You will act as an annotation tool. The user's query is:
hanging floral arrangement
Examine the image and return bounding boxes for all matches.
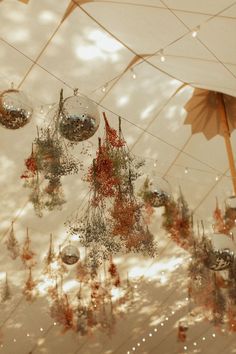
[5,222,19,260]
[21,90,85,217]
[20,228,37,269]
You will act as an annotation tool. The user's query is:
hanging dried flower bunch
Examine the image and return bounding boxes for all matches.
[5,222,19,260]
[22,268,37,302]
[21,90,84,217]
[162,190,193,250]
[21,228,36,269]
[68,113,157,261]
[1,274,11,303]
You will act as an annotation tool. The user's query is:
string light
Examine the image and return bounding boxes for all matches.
[132,347,136,351]
[159,49,166,62]
[53,322,57,326]
[137,343,140,347]
[131,69,136,80]
[191,26,200,38]
[184,167,189,174]
[212,333,216,338]
[40,328,44,332]
[102,85,107,93]
[27,333,30,337]
[13,339,16,343]
[202,337,206,341]
[193,342,197,346]
[215,175,219,181]
[154,328,157,332]
[184,345,187,350]
[149,333,152,337]
[142,338,146,342]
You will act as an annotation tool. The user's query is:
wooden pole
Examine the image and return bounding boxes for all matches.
[218,93,236,196]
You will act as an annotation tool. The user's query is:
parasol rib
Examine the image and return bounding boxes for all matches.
[218,93,236,196]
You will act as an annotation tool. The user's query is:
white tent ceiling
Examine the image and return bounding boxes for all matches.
[0,0,236,353]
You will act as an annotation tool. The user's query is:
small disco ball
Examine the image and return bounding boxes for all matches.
[61,244,80,265]
[59,94,100,142]
[204,233,235,271]
[205,249,233,271]
[0,89,33,129]
[150,189,170,208]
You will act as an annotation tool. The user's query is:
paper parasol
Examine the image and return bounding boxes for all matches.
[184,88,236,194]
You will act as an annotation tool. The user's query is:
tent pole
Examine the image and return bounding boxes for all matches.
[218,93,236,196]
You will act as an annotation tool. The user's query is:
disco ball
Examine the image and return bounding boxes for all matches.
[59,94,100,142]
[204,233,235,271]
[0,89,33,129]
[61,244,80,265]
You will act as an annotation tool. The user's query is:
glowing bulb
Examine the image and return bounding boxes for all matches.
[102,85,107,93]
[212,333,216,338]
[131,70,136,79]
[160,55,166,62]
[49,105,52,109]
[185,297,189,301]
[159,50,166,62]
[165,317,169,321]
[149,333,152,337]
[191,26,200,38]
[137,343,140,347]
[184,167,189,174]
[132,347,136,351]
[161,322,164,326]
[142,338,146,342]
[127,352,130,354]
[27,333,30,337]
[193,342,197,346]
[40,328,44,332]
[13,339,16,343]
[184,346,187,350]
[54,322,57,326]
[215,175,219,181]
[154,328,157,332]
[40,106,44,114]
[153,161,157,167]
[202,337,206,341]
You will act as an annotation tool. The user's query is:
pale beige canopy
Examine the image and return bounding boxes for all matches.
[1,1,236,354]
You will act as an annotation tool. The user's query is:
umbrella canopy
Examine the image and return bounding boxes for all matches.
[184,88,236,140]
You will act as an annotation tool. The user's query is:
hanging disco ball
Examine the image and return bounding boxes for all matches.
[59,94,100,142]
[139,175,171,208]
[0,89,33,129]
[61,244,80,265]
[204,233,235,271]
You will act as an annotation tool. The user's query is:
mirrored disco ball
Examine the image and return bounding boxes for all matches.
[61,244,80,265]
[0,89,33,129]
[59,95,100,142]
[204,233,235,271]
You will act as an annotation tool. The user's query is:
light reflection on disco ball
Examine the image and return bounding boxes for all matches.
[59,95,100,142]
[61,244,80,265]
[0,89,33,129]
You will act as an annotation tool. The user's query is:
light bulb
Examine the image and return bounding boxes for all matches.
[192,30,197,37]
[184,346,187,350]
[161,322,164,326]
[132,347,136,351]
[215,175,219,181]
[131,70,136,79]
[202,337,206,341]
[154,328,157,332]
[137,343,140,347]
[160,55,166,62]
[149,333,152,337]
[13,339,16,343]
[27,333,30,337]
[142,338,146,342]
[184,167,189,174]
[212,333,216,338]
[102,85,107,93]
[193,342,197,346]
[40,328,44,332]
